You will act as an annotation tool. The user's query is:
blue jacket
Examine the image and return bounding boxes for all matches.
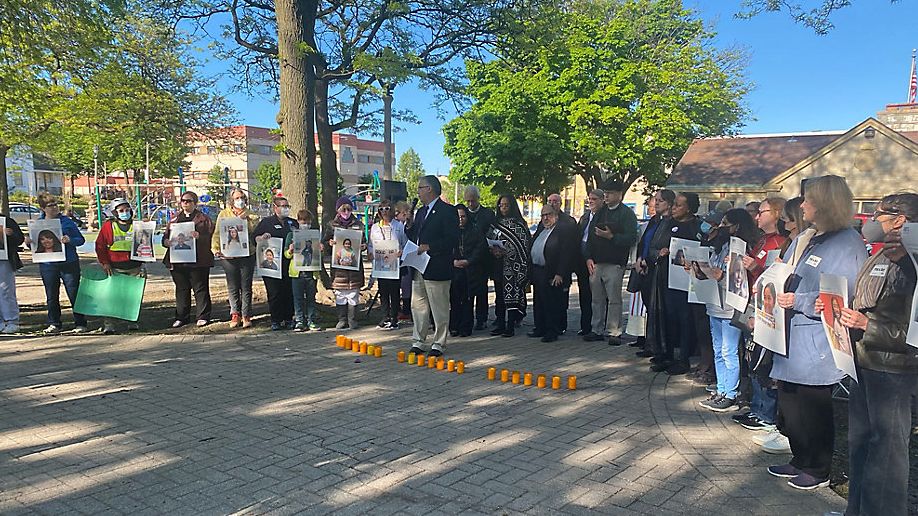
[770,228,867,385]
[38,214,85,265]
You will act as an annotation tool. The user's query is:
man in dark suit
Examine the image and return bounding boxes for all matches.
[406,175,459,357]
[529,205,573,342]
[547,192,583,335]
[463,185,496,330]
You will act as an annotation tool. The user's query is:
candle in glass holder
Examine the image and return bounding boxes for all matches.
[398,351,406,363]
[427,356,436,368]
[511,371,520,384]
[351,342,359,352]
[523,373,533,386]
[374,346,382,358]
[407,352,416,364]
[567,375,577,390]
[417,355,426,367]
[436,358,445,370]
[456,361,465,374]
[536,375,546,388]
[551,376,561,390]
[367,344,375,355]
[500,369,510,382]
[359,342,368,354]
[487,367,496,380]
[446,360,455,372]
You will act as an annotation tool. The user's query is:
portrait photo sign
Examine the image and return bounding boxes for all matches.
[168,221,197,264]
[293,229,321,272]
[819,273,857,381]
[29,218,66,263]
[219,217,250,258]
[257,237,283,279]
[332,228,362,271]
[131,221,157,263]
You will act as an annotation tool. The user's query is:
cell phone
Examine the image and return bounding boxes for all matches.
[596,224,609,231]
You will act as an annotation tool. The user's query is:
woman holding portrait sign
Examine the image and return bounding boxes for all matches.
[323,196,365,330]
[162,191,215,329]
[212,188,261,329]
[368,200,407,330]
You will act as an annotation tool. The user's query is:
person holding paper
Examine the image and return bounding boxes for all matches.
[743,198,788,282]
[32,193,88,334]
[257,196,300,330]
[162,191,215,329]
[0,212,25,333]
[212,189,261,329]
[368,200,407,330]
[95,198,145,334]
[285,209,322,332]
[827,193,918,515]
[449,204,486,337]
[405,176,459,357]
[768,175,867,491]
[529,205,573,343]
[322,196,364,330]
[487,194,531,338]
[697,209,758,413]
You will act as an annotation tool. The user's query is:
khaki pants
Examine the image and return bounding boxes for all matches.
[411,276,451,352]
[589,263,624,337]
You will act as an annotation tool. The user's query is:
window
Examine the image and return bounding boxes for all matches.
[234,144,244,153]
[235,170,247,179]
[858,201,878,214]
[207,146,216,154]
[357,153,370,163]
[370,155,384,165]
[221,145,230,153]
[341,147,354,163]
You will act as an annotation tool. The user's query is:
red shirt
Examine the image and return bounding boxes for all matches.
[748,232,787,283]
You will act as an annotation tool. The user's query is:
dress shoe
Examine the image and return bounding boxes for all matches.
[490,326,506,336]
[501,327,515,337]
[527,330,545,338]
[607,336,624,346]
[541,334,558,343]
[666,362,691,375]
[582,332,604,342]
[409,346,425,356]
[427,349,443,358]
[635,350,654,358]
[577,329,588,336]
[650,361,673,372]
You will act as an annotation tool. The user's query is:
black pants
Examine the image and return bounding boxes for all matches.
[474,275,491,325]
[563,262,591,334]
[171,267,212,323]
[263,276,293,323]
[663,288,694,365]
[377,278,400,321]
[846,368,918,515]
[778,381,834,480]
[642,266,665,355]
[449,272,474,335]
[532,265,564,338]
[690,303,714,375]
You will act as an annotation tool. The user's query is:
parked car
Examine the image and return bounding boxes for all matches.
[9,203,42,226]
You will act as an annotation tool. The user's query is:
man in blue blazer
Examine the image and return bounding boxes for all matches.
[406,175,459,357]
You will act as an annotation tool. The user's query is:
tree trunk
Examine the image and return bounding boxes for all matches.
[305,58,319,219]
[0,144,9,214]
[274,0,310,212]
[315,76,340,226]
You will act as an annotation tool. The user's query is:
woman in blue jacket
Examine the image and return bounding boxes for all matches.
[767,175,867,490]
[33,193,88,333]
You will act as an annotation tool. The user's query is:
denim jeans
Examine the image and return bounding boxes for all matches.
[0,260,19,324]
[845,367,918,516]
[39,261,87,327]
[750,378,778,424]
[709,316,741,399]
[291,275,317,325]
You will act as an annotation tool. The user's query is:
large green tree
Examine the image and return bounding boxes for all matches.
[395,148,426,197]
[445,0,749,195]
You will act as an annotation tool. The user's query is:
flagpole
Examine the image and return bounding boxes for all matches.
[909,49,917,104]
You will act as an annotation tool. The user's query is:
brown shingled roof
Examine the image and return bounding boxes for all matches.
[667,133,842,187]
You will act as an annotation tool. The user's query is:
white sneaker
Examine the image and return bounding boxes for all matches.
[753,430,781,446]
[43,324,62,334]
[762,433,792,454]
[73,326,89,334]
[1,323,18,334]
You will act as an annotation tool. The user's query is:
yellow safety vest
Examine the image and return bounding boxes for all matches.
[110,222,134,252]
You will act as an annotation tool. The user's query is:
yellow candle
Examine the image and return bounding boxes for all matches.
[374,346,382,358]
[436,358,445,370]
[407,352,416,364]
[456,361,464,374]
[567,375,577,390]
[367,344,375,355]
[523,373,533,386]
[487,367,496,380]
[551,376,561,390]
[536,375,546,388]
[446,360,455,372]
[427,356,436,368]
[511,371,520,384]
[500,369,510,382]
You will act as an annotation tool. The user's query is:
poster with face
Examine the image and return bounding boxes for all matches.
[684,246,720,306]
[819,273,857,381]
[371,238,400,279]
[332,228,362,271]
[219,217,250,258]
[292,229,321,272]
[725,237,750,311]
[752,262,794,355]
[0,217,7,261]
[257,237,283,279]
[29,218,66,263]
[130,221,156,262]
[899,224,918,347]
[667,238,699,291]
[168,221,197,263]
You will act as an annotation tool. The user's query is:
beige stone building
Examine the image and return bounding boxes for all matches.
[183,126,393,196]
[668,104,918,214]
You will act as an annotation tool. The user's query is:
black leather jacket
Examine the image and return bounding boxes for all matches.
[854,254,918,374]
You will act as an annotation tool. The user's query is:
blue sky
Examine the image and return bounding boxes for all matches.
[207,1,918,176]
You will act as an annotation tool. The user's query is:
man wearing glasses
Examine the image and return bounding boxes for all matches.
[406,176,459,357]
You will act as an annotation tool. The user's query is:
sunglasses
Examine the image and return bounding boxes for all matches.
[379,206,391,212]
[872,208,900,221]
[180,198,195,203]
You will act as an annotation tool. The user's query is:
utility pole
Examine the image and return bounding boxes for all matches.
[383,83,393,180]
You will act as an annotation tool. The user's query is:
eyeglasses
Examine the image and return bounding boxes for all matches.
[379,206,391,212]
[417,185,431,191]
[180,198,195,203]
[872,209,900,221]
[756,209,772,216]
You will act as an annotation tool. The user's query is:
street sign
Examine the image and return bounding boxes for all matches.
[200,194,212,203]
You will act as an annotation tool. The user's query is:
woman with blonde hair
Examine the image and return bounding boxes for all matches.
[212,188,261,328]
[767,175,867,490]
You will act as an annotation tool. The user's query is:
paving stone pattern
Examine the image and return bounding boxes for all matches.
[0,325,846,514]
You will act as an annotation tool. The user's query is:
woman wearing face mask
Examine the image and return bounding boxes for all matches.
[212,189,261,329]
[768,175,867,491]
[824,193,918,515]
[322,196,365,330]
[162,192,215,329]
[778,197,811,259]
[255,196,299,330]
[95,198,145,334]
[697,208,759,412]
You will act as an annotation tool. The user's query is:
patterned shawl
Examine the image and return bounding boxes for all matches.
[488,216,532,312]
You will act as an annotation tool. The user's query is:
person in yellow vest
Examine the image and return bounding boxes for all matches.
[95,198,144,334]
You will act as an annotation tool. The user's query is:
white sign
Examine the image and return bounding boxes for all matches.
[752,262,794,355]
[685,246,720,306]
[130,221,157,262]
[292,229,321,272]
[819,273,857,381]
[332,228,362,271]
[371,238,400,279]
[219,217,250,258]
[401,240,429,274]
[257,237,283,279]
[0,217,7,261]
[667,238,699,292]
[725,237,750,311]
[29,218,66,263]
[901,223,918,348]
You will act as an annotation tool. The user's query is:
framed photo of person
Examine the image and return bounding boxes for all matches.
[667,238,699,292]
[219,217,249,258]
[684,246,720,306]
[257,237,283,279]
[292,229,321,272]
[819,274,857,381]
[168,221,197,263]
[371,239,400,279]
[29,218,66,263]
[130,221,157,262]
[725,236,750,311]
[752,262,794,355]
[332,228,362,271]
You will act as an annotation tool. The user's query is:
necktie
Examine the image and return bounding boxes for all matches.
[414,205,428,236]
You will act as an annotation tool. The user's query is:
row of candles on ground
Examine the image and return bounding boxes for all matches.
[487,368,577,390]
[335,335,384,357]
[398,350,465,373]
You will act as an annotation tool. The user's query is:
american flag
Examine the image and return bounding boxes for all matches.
[910,50,917,104]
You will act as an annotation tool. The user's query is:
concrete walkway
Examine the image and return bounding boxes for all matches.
[0,324,845,514]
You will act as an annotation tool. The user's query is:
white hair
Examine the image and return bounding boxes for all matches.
[463,185,481,200]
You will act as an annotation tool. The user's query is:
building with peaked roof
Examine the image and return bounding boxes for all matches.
[668,105,918,214]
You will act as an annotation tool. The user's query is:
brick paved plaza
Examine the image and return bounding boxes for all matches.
[0,324,846,514]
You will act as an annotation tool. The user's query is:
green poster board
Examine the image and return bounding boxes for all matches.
[74,267,146,321]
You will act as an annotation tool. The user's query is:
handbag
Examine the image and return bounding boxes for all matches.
[626,267,643,293]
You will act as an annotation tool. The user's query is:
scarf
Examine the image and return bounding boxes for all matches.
[852,251,895,311]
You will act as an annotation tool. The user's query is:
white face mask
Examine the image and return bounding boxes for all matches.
[278,207,290,218]
[233,198,245,209]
